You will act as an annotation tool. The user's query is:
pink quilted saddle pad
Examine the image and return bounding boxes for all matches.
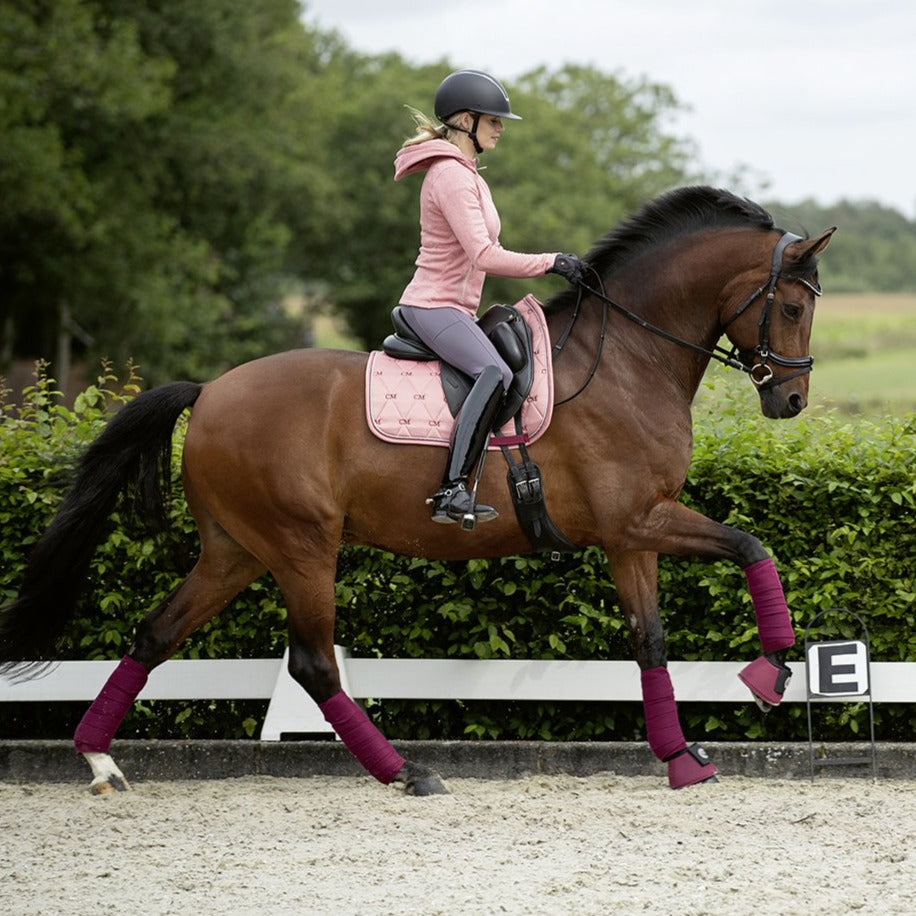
[365,294,554,448]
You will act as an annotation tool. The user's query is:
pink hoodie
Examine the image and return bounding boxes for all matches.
[394,140,558,316]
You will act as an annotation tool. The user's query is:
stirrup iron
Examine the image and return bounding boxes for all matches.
[427,482,497,528]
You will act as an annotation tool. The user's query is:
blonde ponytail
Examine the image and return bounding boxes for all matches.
[400,105,452,148]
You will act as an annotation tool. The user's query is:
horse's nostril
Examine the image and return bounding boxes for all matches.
[788,393,805,415]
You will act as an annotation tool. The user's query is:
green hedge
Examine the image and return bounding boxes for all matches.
[2,365,914,744]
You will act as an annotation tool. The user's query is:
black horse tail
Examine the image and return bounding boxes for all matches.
[0,381,203,671]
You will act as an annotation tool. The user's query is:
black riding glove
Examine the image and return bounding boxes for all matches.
[549,253,587,285]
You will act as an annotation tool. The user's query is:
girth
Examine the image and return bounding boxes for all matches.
[383,305,535,429]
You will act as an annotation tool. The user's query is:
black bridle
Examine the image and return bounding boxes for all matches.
[553,231,822,405]
[720,231,822,388]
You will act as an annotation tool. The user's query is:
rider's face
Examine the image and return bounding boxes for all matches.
[474,114,504,151]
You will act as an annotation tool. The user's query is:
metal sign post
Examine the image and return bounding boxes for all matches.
[804,607,877,781]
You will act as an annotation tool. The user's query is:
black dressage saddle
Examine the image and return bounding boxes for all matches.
[382,304,535,430]
[382,304,576,556]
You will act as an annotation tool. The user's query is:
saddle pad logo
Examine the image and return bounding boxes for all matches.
[365,295,554,448]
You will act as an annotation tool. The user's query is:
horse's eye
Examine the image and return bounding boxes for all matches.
[782,302,803,321]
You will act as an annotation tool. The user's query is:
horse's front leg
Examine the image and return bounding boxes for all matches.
[633,500,796,711]
[736,557,796,711]
[608,550,718,789]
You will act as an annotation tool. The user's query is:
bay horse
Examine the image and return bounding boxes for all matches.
[0,187,834,794]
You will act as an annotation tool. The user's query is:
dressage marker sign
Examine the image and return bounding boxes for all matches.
[804,608,877,781]
[807,640,869,697]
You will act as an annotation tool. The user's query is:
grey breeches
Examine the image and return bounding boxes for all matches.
[397,306,513,390]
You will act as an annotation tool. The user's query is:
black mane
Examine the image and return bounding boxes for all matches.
[545,186,778,313]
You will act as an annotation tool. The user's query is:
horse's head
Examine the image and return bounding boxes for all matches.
[721,228,835,419]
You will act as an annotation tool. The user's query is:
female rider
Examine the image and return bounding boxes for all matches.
[394,69,585,526]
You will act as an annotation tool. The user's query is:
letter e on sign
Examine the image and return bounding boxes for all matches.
[806,640,869,697]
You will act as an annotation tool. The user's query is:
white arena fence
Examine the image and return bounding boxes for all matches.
[2,650,914,741]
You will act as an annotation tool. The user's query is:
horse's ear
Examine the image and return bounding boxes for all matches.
[787,227,836,262]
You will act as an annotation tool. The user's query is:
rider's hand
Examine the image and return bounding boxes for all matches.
[549,253,587,285]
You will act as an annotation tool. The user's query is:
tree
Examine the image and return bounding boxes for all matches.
[308,53,451,348]
[0,0,176,375]
[109,0,335,380]
[5,4,911,386]
[764,197,916,292]
[481,64,700,309]
[0,0,340,386]
[322,62,698,348]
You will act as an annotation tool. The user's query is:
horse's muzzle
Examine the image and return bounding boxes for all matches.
[759,386,807,419]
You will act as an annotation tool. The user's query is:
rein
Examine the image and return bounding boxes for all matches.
[552,231,822,403]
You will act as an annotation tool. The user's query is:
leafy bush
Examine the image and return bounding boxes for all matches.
[1,367,913,743]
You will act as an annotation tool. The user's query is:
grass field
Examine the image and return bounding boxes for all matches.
[314,292,916,419]
[698,292,915,419]
[805,292,915,417]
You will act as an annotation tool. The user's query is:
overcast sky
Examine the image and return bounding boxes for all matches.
[302,0,916,217]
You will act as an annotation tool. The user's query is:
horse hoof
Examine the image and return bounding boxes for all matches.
[404,774,450,796]
[394,761,450,796]
[89,774,130,795]
[82,752,131,795]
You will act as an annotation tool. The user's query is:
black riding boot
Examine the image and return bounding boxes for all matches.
[429,365,505,528]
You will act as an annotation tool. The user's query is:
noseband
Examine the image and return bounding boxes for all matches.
[720,231,822,389]
[553,230,822,404]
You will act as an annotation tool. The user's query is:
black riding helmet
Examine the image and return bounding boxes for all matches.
[434,69,522,121]
[434,70,521,154]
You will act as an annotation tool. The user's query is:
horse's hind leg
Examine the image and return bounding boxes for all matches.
[274,550,448,796]
[609,550,718,789]
[75,523,266,794]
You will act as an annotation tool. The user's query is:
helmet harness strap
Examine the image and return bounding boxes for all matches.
[446,112,483,154]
